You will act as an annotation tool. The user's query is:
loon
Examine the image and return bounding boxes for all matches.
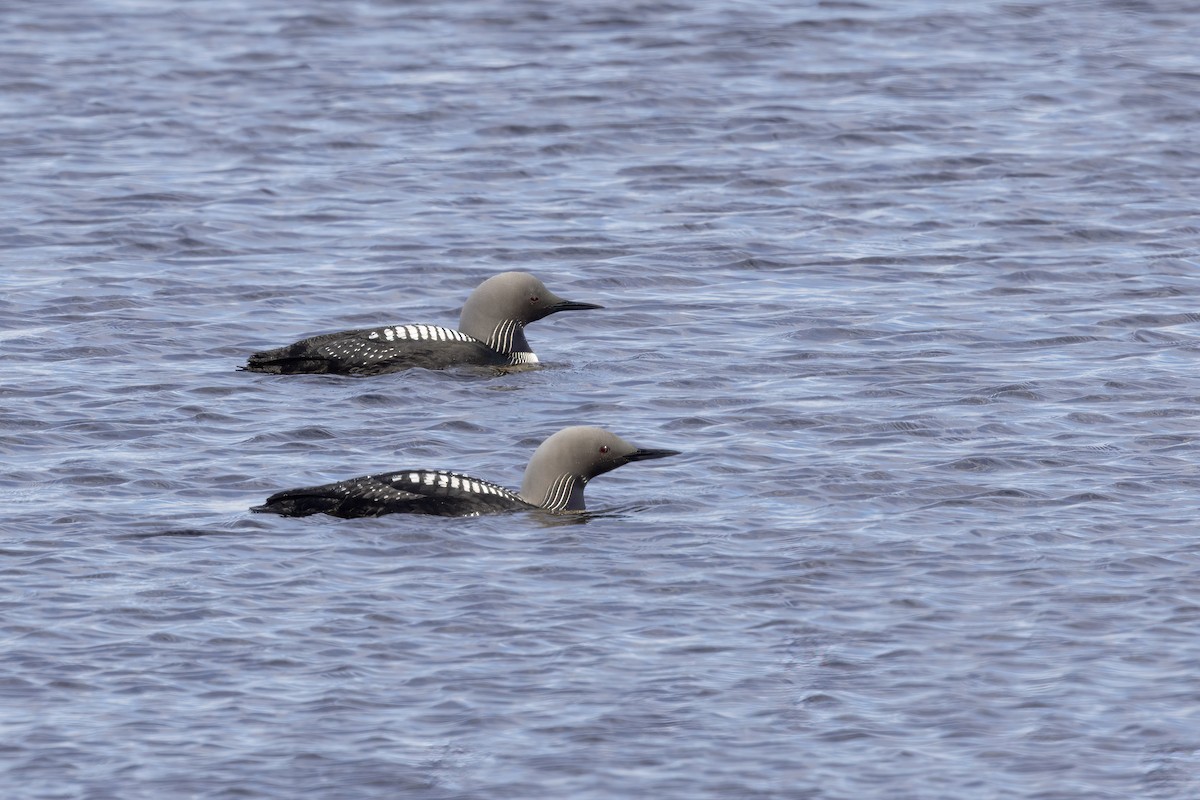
[240,272,602,376]
[251,426,679,518]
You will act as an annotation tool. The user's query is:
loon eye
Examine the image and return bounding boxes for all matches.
[529,295,540,303]
[599,445,609,454]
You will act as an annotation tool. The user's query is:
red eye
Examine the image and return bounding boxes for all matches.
[599,445,609,454]
[529,295,539,303]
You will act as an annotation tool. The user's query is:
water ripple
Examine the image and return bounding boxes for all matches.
[4,0,1200,798]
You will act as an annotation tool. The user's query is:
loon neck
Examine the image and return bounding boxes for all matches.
[520,472,587,511]
[484,319,532,355]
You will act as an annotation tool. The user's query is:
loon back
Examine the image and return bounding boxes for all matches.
[242,325,508,376]
[252,469,532,518]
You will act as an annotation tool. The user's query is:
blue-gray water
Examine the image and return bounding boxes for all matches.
[4,1,1200,797]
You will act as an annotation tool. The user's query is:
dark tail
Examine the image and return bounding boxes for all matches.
[252,489,339,517]
[241,348,332,375]
[251,488,393,518]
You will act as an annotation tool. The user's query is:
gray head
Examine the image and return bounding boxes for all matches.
[519,425,680,511]
[457,272,602,355]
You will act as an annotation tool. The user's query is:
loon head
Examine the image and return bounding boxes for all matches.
[518,425,680,511]
[457,272,602,354]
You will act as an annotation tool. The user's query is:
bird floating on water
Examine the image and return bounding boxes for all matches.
[251,426,679,518]
[240,271,601,376]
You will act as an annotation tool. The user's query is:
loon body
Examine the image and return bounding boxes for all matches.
[251,426,679,518]
[241,272,601,376]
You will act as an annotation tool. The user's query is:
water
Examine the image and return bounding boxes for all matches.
[4,0,1200,797]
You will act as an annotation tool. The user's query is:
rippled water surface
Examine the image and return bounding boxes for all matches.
[5,1,1200,797]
